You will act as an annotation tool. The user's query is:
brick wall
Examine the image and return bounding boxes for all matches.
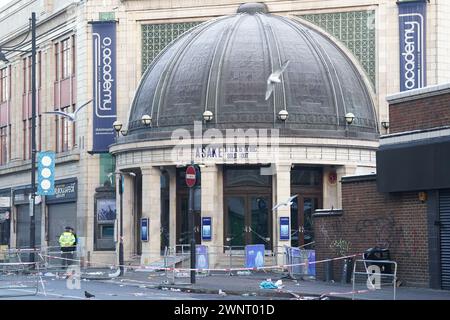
[313,176,429,287]
[389,93,450,134]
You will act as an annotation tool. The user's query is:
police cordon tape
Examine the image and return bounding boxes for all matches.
[37,252,363,273]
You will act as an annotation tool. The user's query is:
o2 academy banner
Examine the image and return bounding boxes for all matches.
[398,0,427,92]
[91,21,117,153]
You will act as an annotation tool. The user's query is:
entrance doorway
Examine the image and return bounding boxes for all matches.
[176,168,201,246]
[290,167,323,248]
[225,194,271,249]
[223,167,272,250]
[290,196,320,247]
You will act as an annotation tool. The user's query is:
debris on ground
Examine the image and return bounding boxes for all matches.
[259,279,284,289]
[218,289,227,296]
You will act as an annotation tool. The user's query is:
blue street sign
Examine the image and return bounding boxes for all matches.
[37,151,55,195]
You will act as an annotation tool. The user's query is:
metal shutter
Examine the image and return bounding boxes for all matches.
[440,190,450,290]
[48,203,77,247]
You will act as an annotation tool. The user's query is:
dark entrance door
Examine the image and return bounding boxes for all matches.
[290,167,323,248]
[290,196,320,248]
[223,166,273,250]
[176,168,201,246]
[178,195,201,245]
[225,194,271,249]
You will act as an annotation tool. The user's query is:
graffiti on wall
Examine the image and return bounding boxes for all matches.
[316,214,420,258]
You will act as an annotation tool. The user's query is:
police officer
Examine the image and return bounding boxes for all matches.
[59,226,77,268]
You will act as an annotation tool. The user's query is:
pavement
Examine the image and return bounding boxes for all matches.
[92,268,450,300]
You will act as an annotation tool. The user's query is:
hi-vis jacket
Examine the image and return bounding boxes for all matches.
[59,231,76,247]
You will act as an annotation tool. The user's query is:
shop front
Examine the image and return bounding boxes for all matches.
[13,187,42,248]
[0,188,11,249]
[45,179,77,248]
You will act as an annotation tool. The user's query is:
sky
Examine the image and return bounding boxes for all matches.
[0,0,12,10]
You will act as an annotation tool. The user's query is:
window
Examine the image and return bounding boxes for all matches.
[0,127,7,165]
[54,36,76,153]
[55,105,75,153]
[21,54,42,160]
[0,68,8,102]
[61,38,71,78]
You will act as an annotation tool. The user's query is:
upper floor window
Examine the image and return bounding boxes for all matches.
[56,35,75,80]
[0,126,8,166]
[0,68,8,102]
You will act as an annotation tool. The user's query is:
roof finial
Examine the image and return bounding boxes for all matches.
[237,2,268,14]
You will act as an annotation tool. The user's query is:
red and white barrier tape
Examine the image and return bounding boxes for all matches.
[38,252,363,273]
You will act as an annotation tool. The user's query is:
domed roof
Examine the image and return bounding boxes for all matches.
[125,3,378,142]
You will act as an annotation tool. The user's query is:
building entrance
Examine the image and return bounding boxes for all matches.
[225,194,271,249]
[290,167,323,248]
[223,167,272,250]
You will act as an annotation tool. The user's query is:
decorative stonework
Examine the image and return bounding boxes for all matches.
[299,10,376,88]
[141,22,201,73]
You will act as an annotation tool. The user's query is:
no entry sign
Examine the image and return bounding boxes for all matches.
[185,165,197,188]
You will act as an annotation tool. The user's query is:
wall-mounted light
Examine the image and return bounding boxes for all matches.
[381,121,390,130]
[202,110,213,122]
[141,114,152,126]
[345,112,355,125]
[418,191,427,203]
[120,129,128,136]
[113,120,123,133]
[278,109,289,121]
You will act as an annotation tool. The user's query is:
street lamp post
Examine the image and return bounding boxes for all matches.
[113,120,124,276]
[30,12,37,262]
[1,13,38,259]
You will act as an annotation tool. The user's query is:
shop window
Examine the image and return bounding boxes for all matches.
[94,198,116,250]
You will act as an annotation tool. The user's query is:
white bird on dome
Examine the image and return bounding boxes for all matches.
[265,60,290,101]
[44,99,92,122]
[272,194,298,211]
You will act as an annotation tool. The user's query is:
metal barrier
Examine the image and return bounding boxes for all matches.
[0,262,40,298]
[284,245,316,280]
[39,248,80,273]
[164,244,195,285]
[352,259,398,300]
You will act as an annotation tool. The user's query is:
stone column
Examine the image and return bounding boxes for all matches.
[200,165,222,267]
[140,166,161,265]
[273,163,291,265]
[121,173,135,262]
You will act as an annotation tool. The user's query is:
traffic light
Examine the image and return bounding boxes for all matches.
[37,151,55,195]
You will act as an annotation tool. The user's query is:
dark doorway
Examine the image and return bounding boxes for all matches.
[223,167,272,250]
[176,168,201,246]
[161,171,170,252]
[290,167,323,248]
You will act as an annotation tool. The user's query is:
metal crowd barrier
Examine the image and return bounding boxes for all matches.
[352,259,398,300]
[0,262,40,298]
[284,245,316,280]
[164,244,195,285]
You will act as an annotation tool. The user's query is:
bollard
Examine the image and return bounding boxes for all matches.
[325,259,334,282]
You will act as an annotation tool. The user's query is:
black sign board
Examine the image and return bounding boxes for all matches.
[46,179,77,204]
[13,186,32,205]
